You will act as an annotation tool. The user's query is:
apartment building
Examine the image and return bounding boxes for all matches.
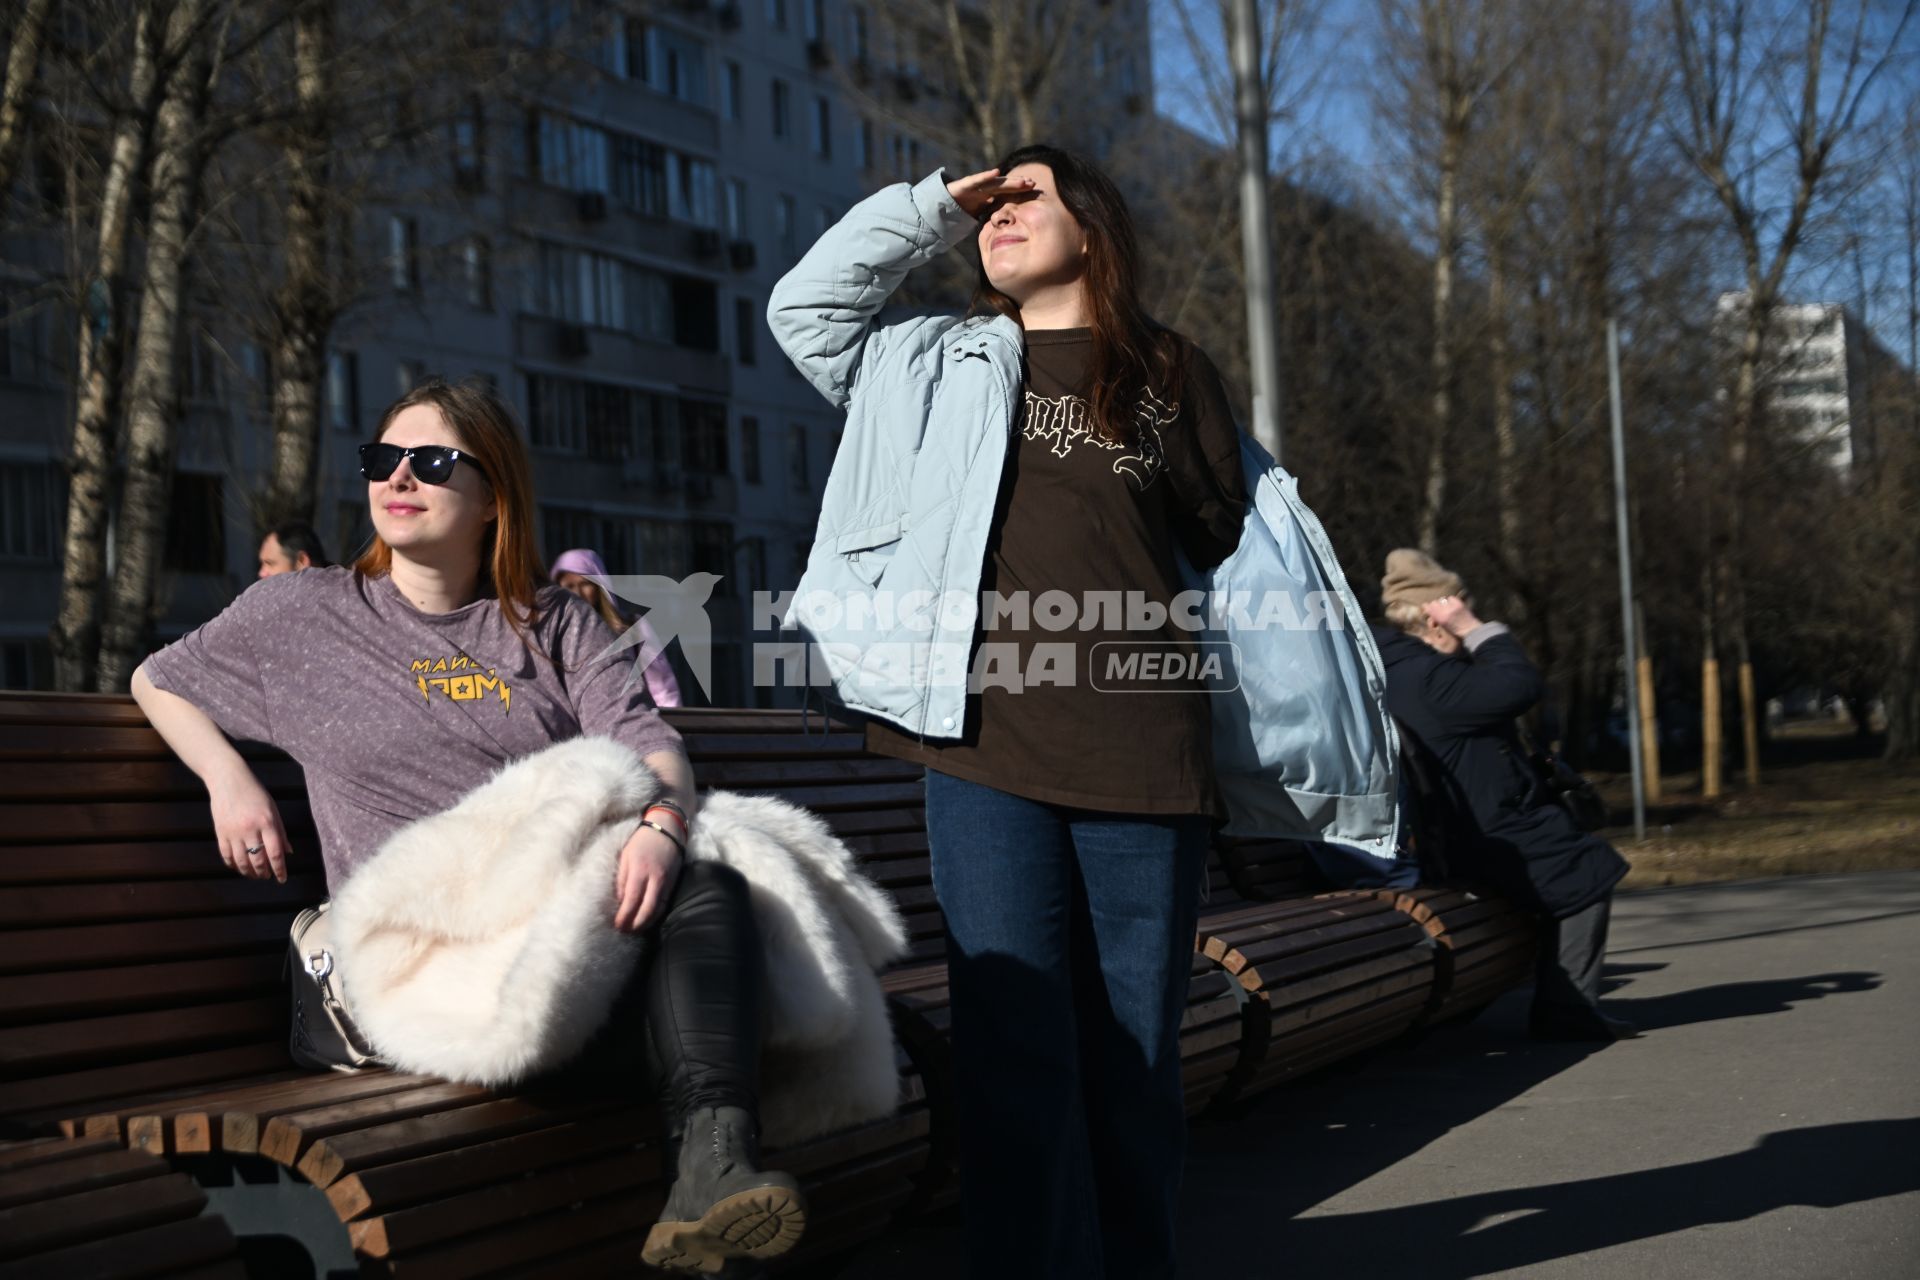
[1715,291,1906,474]
[0,0,1154,699]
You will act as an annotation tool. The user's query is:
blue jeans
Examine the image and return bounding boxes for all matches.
[924,769,1211,1280]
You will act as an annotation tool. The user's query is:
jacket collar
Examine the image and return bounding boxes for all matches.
[943,313,1022,359]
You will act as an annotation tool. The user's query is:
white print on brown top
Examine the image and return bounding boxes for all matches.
[1021,389,1179,492]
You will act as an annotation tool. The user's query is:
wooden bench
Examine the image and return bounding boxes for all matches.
[0,691,1534,1274]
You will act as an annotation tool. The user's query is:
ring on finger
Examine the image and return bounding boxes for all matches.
[245,844,265,857]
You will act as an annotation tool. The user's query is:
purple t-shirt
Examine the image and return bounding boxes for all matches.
[143,567,685,891]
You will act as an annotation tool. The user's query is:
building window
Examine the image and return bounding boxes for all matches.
[1,638,52,690]
[163,473,225,574]
[0,462,61,561]
[327,350,358,430]
[766,0,788,31]
[724,178,748,238]
[181,329,222,404]
[890,132,906,177]
[848,5,868,60]
[815,204,834,236]
[452,97,484,189]
[395,360,425,396]
[740,417,761,484]
[811,96,831,158]
[388,215,420,292]
[461,237,491,308]
[856,118,873,169]
[788,423,808,491]
[735,297,758,366]
[613,135,668,215]
[682,400,730,474]
[771,78,790,138]
[723,59,742,120]
[632,21,711,106]
[804,0,824,41]
[775,193,796,256]
[669,153,719,226]
[527,241,715,346]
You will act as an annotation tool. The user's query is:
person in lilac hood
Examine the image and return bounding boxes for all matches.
[550,547,683,708]
[128,378,803,1272]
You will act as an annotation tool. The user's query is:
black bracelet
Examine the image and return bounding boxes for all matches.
[639,819,686,856]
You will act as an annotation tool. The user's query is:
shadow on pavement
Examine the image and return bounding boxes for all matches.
[802,962,1890,1278]
[1270,1117,1920,1278]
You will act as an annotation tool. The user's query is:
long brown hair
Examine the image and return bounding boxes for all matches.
[354,378,548,642]
[972,143,1187,446]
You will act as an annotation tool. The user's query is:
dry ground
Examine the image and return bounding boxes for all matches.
[1586,719,1920,888]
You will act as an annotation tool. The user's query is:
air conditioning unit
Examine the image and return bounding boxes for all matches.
[893,73,918,103]
[728,239,757,270]
[620,456,652,487]
[692,228,723,258]
[657,464,685,491]
[555,323,590,358]
[686,474,716,501]
[577,191,608,221]
[717,3,742,30]
[806,40,832,70]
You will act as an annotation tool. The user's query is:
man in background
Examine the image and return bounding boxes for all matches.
[257,523,330,579]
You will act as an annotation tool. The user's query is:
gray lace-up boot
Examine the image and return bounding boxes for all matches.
[641,1105,806,1273]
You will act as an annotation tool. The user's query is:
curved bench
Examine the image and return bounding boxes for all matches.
[0,692,1536,1273]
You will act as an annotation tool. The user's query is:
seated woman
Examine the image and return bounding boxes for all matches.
[130,378,803,1271]
[1371,548,1638,1042]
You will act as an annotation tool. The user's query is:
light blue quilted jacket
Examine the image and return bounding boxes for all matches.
[768,170,1400,856]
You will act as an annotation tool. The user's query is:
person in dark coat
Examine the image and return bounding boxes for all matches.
[1374,548,1637,1042]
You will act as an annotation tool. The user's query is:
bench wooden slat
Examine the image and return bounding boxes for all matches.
[0,1169,206,1260]
[1,996,286,1075]
[675,731,869,759]
[255,1081,498,1173]
[0,1134,124,1170]
[0,1212,239,1280]
[326,1109,662,1222]
[350,1147,655,1258]
[8,1044,294,1122]
[297,1094,624,1187]
[0,876,324,929]
[0,760,308,802]
[376,1181,662,1280]
[0,841,323,885]
[0,914,296,975]
[0,955,284,1026]
[0,1147,164,1208]
[0,799,314,846]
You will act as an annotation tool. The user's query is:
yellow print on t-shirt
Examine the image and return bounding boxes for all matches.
[409,653,511,711]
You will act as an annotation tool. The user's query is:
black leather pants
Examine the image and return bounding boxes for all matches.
[591,859,764,1126]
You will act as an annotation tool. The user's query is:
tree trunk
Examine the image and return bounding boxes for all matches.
[1489,248,1522,614]
[0,0,55,199]
[50,3,162,692]
[264,0,335,531]
[1418,132,1460,553]
[96,0,216,693]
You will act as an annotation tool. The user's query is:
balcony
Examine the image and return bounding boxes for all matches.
[515,315,730,398]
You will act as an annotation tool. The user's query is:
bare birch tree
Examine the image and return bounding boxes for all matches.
[1375,0,1517,553]
[50,2,165,692]
[0,0,56,198]
[95,0,224,692]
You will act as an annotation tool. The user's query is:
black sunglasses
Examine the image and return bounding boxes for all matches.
[358,442,483,486]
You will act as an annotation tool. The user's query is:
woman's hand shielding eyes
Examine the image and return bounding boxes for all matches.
[946,167,1034,219]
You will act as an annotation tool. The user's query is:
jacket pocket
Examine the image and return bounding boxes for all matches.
[834,519,906,588]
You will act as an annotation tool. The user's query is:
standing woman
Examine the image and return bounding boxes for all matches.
[771,150,1247,1276]
[129,380,802,1273]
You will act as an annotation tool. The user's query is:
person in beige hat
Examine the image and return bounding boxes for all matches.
[1372,549,1637,1042]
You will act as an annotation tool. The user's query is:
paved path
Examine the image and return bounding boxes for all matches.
[812,870,1920,1278]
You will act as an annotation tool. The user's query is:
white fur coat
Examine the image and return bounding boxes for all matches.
[328,737,909,1146]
